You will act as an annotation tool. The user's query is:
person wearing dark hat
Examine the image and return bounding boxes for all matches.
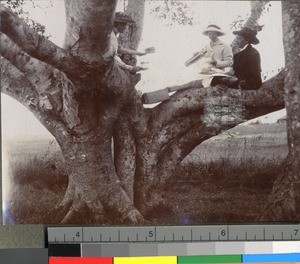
[102,12,149,73]
[231,27,262,90]
[212,27,262,90]
[114,12,148,57]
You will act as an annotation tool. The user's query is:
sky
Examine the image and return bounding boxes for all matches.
[1,0,285,139]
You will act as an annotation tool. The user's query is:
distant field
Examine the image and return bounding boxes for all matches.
[2,122,290,224]
[184,123,288,164]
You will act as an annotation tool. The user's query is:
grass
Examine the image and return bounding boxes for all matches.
[157,158,284,224]
[2,139,285,225]
[3,140,68,224]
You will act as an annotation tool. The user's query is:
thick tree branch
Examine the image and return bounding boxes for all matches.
[151,113,200,151]
[1,33,54,93]
[259,1,300,221]
[64,0,117,64]
[1,57,39,105]
[150,72,284,134]
[1,33,80,128]
[247,1,270,28]
[157,123,225,183]
[1,58,72,145]
[231,1,269,53]
[0,5,85,77]
[113,117,136,201]
[281,0,300,178]
[122,0,146,50]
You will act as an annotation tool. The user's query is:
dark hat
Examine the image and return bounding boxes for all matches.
[114,12,134,24]
[203,24,225,36]
[233,27,259,44]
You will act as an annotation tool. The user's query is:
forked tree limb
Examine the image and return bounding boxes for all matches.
[1,33,57,93]
[153,114,200,152]
[150,71,284,137]
[113,116,136,201]
[64,0,117,59]
[0,5,81,76]
[1,58,73,145]
[157,123,227,184]
[231,1,270,53]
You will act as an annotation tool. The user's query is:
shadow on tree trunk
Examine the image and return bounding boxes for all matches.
[257,156,299,222]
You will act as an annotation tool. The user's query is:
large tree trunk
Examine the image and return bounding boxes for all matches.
[1,0,290,224]
[132,71,284,215]
[258,0,300,221]
[53,127,141,224]
[1,0,146,223]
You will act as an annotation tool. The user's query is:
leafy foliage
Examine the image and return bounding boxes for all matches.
[230,15,248,30]
[4,0,51,36]
[149,0,194,26]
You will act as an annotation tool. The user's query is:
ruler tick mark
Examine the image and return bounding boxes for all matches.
[48,224,299,244]
[227,226,229,240]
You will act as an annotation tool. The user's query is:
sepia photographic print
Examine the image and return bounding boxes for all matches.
[1,0,300,226]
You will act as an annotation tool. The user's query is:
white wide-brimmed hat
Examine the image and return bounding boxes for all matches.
[203,24,225,36]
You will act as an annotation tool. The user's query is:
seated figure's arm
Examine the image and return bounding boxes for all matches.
[215,44,233,68]
[115,56,145,73]
[115,55,134,71]
[118,45,146,56]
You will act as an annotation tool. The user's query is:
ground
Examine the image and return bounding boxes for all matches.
[2,122,287,225]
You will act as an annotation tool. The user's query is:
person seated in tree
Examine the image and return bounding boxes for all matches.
[102,12,149,74]
[141,24,233,104]
[172,24,234,89]
[211,27,262,90]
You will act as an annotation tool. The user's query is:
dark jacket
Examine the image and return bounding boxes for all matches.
[233,44,262,90]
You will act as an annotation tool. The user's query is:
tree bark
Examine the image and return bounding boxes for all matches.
[124,0,145,50]
[282,1,300,183]
[1,0,290,224]
[133,71,284,214]
[55,129,142,224]
[231,1,269,54]
[258,0,300,221]
[117,0,146,66]
[1,0,146,224]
